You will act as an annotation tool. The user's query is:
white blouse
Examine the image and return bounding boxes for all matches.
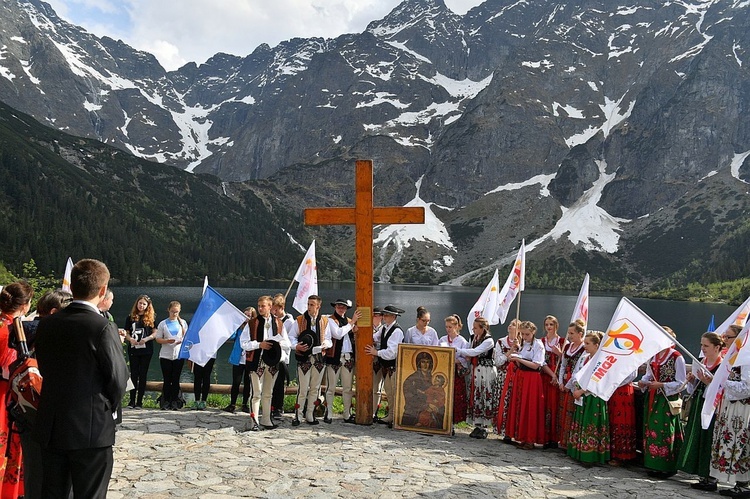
[439,334,470,368]
[405,325,439,346]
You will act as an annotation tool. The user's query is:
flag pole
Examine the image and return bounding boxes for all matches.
[668,335,703,367]
[282,278,295,302]
[622,297,703,366]
[514,292,522,325]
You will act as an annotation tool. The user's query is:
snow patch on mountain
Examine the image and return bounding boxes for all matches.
[485,174,556,197]
[731,150,750,183]
[375,176,455,282]
[565,93,635,147]
[733,41,744,66]
[553,103,585,118]
[19,59,41,86]
[363,72,493,147]
[0,46,16,81]
[420,72,494,99]
[386,41,432,64]
[530,159,628,253]
[356,91,410,109]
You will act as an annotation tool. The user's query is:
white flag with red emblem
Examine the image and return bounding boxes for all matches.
[495,240,525,324]
[575,297,675,401]
[292,240,318,314]
[570,273,590,329]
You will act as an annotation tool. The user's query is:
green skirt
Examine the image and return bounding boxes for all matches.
[677,385,714,477]
[567,395,610,464]
[644,392,684,472]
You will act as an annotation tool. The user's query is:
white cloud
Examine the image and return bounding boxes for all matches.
[42,0,483,71]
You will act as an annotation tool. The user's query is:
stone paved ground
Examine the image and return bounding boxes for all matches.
[109,409,718,498]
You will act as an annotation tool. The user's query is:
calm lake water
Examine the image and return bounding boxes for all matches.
[108,282,736,386]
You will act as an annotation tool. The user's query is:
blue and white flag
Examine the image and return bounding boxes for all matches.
[179,285,247,367]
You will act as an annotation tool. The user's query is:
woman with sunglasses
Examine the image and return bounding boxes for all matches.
[125,294,157,408]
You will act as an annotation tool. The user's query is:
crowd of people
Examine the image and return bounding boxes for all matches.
[1,260,749,498]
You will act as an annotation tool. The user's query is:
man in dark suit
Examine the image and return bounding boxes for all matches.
[34,259,129,498]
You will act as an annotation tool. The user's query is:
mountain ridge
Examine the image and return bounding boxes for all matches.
[0,0,749,291]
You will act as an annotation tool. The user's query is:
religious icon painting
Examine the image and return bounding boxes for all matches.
[393,344,455,435]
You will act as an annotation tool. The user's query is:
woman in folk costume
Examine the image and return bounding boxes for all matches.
[709,330,750,497]
[438,314,469,425]
[637,326,686,479]
[557,320,586,448]
[504,321,546,450]
[457,317,496,439]
[0,281,34,498]
[678,332,723,491]
[540,315,564,448]
[493,318,519,441]
[566,331,610,464]
[607,369,638,466]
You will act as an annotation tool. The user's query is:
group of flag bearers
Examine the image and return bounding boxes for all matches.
[177,240,750,497]
[456,243,750,496]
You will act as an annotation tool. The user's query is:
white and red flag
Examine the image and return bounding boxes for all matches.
[570,273,590,329]
[495,240,525,324]
[575,297,674,401]
[292,240,318,314]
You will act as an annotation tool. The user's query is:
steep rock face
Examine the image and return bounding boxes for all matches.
[1,0,749,288]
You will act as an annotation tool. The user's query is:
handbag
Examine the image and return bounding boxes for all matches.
[661,388,683,416]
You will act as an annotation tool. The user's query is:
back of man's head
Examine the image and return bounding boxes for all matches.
[71,259,110,301]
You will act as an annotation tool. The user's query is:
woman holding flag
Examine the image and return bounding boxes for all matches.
[637,326,686,479]
[566,331,610,464]
[557,321,586,448]
[678,332,723,491]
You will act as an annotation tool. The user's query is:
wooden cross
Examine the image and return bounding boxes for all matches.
[305,159,425,424]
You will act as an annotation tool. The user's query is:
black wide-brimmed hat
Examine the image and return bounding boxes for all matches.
[297,330,316,357]
[381,305,405,316]
[261,340,282,366]
[330,298,353,308]
[373,307,383,315]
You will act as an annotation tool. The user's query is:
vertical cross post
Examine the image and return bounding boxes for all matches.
[304,159,425,424]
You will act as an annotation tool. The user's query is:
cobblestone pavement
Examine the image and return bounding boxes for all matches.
[109,408,718,498]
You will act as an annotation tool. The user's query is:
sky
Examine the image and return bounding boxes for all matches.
[43,0,485,71]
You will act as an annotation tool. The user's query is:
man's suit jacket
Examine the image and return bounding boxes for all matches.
[33,302,129,450]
